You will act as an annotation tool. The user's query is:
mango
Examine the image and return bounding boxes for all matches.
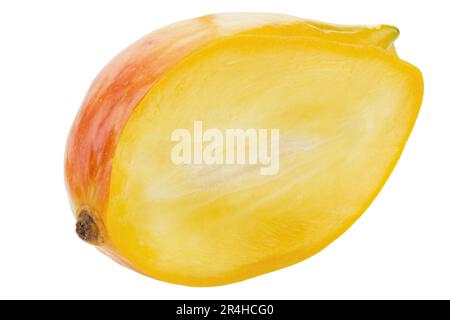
[65,13,424,286]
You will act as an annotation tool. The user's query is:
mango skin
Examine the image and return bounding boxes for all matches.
[65,13,423,285]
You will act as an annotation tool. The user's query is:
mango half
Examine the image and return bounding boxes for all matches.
[65,13,424,286]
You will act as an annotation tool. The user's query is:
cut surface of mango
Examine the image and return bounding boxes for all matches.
[108,34,422,286]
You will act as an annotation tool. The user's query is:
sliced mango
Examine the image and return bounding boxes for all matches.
[66,13,423,286]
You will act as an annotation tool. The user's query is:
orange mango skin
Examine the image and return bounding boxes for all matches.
[65,13,415,278]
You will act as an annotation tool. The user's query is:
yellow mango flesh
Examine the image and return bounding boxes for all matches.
[106,31,423,286]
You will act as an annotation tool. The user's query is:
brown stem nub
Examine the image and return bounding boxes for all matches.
[76,210,100,245]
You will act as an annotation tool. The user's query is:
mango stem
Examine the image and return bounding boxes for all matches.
[76,210,102,245]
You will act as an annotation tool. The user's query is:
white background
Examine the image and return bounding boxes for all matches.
[0,0,448,300]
